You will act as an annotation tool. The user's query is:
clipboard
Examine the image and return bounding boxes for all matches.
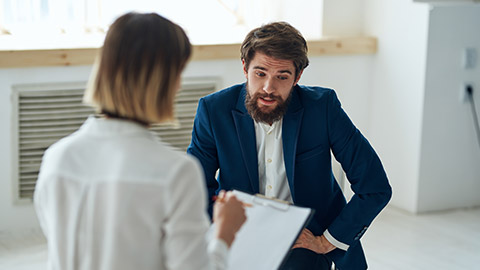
[224,190,314,270]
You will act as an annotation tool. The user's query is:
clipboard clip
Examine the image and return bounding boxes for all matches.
[252,194,290,211]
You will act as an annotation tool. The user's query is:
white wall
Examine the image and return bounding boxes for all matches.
[418,5,480,212]
[323,0,366,36]
[0,55,374,231]
[364,0,480,213]
[363,0,430,213]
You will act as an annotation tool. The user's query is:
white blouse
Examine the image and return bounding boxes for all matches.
[34,116,228,270]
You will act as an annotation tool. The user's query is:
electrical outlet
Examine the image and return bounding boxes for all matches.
[460,82,474,103]
[463,48,477,69]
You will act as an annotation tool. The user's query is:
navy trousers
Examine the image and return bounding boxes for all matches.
[279,248,332,270]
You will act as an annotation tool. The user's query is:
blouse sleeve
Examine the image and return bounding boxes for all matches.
[162,156,229,270]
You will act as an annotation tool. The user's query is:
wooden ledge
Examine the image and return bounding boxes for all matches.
[0,36,376,68]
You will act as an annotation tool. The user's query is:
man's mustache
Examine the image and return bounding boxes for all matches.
[255,92,282,101]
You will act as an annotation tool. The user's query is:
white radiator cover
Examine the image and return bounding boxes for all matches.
[11,77,220,203]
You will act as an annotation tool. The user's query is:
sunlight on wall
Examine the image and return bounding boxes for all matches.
[0,0,323,49]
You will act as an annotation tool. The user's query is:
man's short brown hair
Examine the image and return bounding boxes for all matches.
[240,22,309,78]
[84,12,191,124]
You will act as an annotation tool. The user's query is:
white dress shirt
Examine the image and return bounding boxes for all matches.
[254,119,348,251]
[254,119,292,203]
[34,116,229,270]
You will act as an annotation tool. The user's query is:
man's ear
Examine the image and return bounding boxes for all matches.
[242,59,248,78]
[294,70,304,86]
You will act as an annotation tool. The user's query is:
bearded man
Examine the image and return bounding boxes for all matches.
[187,22,392,270]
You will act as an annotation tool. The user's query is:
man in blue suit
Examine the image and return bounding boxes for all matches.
[187,22,392,270]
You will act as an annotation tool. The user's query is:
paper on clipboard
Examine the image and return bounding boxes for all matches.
[225,190,314,270]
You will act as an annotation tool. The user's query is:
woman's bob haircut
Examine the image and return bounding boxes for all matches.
[84,12,191,124]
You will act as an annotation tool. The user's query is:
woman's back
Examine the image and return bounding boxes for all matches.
[35,117,215,270]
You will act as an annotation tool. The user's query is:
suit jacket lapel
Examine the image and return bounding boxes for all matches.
[282,86,304,199]
[232,86,259,193]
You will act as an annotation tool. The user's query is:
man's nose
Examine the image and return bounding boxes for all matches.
[262,78,276,94]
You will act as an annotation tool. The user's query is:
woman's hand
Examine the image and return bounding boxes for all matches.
[213,190,247,247]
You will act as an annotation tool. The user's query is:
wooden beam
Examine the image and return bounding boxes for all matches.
[0,37,377,68]
[308,36,377,55]
[0,48,98,68]
[191,43,241,61]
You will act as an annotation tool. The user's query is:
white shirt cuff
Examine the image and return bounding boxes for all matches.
[324,229,350,251]
[208,238,229,269]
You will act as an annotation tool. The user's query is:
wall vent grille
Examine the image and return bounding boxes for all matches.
[11,78,219,202]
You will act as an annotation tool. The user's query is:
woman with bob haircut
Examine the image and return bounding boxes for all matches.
[34,12,246,270]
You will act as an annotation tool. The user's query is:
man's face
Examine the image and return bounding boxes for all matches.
[243,52,302,124]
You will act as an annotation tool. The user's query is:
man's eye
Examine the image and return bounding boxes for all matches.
[255,72,265,77]
[278,76,288,80]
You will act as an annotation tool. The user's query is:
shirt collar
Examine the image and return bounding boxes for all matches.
[255,118,283,139]
[78,115,155,138]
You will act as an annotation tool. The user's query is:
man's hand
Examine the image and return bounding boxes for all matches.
[292,228,336,254]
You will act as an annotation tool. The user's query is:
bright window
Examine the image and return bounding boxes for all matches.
[0,0,323,49]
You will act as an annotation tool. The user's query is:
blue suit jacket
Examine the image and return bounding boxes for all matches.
[187,83,392,270]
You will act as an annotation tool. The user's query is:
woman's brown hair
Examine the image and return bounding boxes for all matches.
[84,12,191,124]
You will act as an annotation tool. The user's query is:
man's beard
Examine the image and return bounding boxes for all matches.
[245,85,292,124]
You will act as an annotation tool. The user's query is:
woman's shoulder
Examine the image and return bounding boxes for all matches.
[133,138,202,180]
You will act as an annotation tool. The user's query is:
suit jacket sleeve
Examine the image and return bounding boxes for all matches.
[187,97,219,216]
[326,90,392,247]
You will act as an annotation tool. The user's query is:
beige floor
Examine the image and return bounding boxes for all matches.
[362,205,480,269]
[1,205,479,270]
